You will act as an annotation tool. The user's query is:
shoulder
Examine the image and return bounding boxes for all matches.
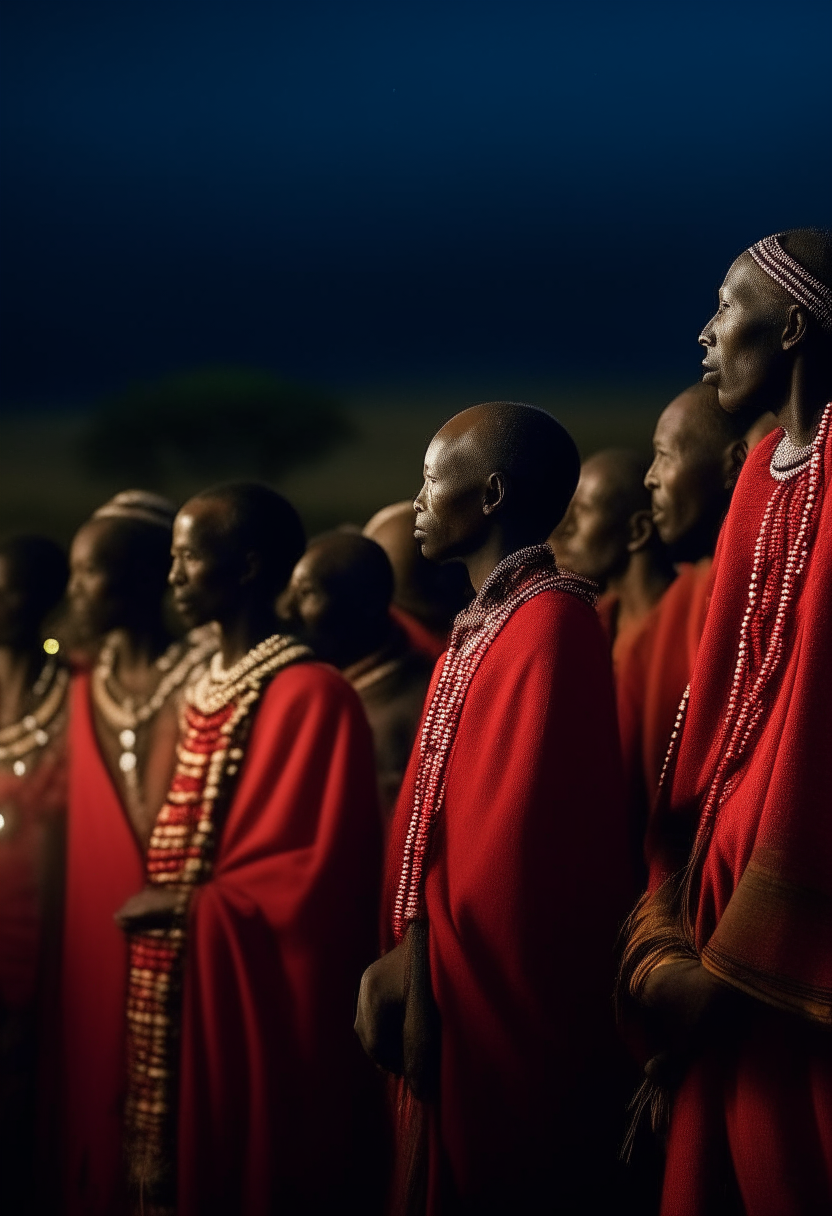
[262,659,365,716]
[479,587,609,680]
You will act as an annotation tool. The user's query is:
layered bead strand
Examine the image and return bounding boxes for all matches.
[695,402,832,846]
[393,545,597,943]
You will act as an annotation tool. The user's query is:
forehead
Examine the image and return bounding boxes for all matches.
[71,518,116,563]
[175,498,229,543]
[653,397,702,449]
[425,420,481,473]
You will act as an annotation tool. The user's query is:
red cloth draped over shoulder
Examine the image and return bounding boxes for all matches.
[61,673,144,1216]
[616,559,712,871]
[390,606,447,663]
[177,662,384,1216]
[643,425,832,1215]
[384,588,631,1215]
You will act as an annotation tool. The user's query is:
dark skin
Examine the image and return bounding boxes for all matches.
[0,554,51,735]
[700,250,831,445]
[641,246,832,1081]
[355,404,561,1089]
[115,496,284,933]
[645,386,746,562]
[552,451,675,634]
[282,538,393,669]
[68,519,179,849]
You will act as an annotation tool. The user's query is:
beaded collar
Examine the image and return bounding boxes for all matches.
[393,544,597,942]
[770,430,819,482]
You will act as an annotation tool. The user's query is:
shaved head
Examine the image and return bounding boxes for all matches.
[646,383,747,559]
[414,401,580,573]
[552,449,652,583]
[283,532,394,665]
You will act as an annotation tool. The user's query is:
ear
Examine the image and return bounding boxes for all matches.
[239,550,263,586]
[482,472,507,516]
[625,508,654,554]
[781,303,809,352]
[723,439,747,491]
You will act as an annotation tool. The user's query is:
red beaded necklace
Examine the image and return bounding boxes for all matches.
[392,544,597,944]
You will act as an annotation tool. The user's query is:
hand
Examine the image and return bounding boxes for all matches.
[355,939,408,1076]
[355,921,441,1099]
[641,959,735,1086]
[114,885,187,932]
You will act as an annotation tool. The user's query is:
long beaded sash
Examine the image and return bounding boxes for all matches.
[123,633,311,1213]
[392,545,597,943]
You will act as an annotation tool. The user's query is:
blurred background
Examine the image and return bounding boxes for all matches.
[1,0,830,541]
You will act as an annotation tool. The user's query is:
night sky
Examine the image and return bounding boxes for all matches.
[2,0,830,408]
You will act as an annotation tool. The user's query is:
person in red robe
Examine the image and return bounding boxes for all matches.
[614,385,747,873]
[620,228,832,1215]
[114,482,384,1216]
[364,501,472,661]
[550,448,675,667]
[355,402,631,1215]
[0,536,68,1213]
[282,531,433,817]
[60,492,216,1216]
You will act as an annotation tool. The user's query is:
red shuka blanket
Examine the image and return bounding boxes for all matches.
[385,550,631,1215]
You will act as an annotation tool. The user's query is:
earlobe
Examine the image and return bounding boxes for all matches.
[482,472,506,516]
[782,304,808,351]
[724,439,748,490]
[240,551,262,586]
[626,509,654,554]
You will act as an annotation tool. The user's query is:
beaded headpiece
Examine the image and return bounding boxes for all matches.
[748,234,832,331]
[93,489,177,531]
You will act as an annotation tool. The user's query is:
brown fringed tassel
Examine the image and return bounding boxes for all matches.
[620,1076,672,1164]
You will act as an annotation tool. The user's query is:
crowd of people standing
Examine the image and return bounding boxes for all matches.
[0,226,830,1215]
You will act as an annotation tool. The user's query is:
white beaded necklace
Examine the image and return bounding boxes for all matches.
[188,632,312,716]
[770,429,819,482]
[0,657,69,776]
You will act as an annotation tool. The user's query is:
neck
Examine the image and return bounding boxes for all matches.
[607,550,675,628]
[217,601,281,668]
[0,641,45,727]
[773,354,831,447]
[108,618,172,671]
[463,527,539,595]
[334,618,396,671]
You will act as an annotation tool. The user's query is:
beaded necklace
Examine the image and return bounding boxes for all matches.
[0,658,68,777]
[671,402,832,939]
[91,628,217,804]
[392,545,597,943]
[123,629,311,1212]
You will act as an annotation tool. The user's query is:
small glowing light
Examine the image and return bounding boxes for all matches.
[43,638,60,655]
[119,729,136,750]
[119,751,137,773]
[12,761,25,777]
[0,814,5,831]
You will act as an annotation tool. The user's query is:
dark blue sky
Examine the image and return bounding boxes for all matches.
[2,0,830,407]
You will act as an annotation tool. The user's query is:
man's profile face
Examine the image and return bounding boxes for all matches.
[413,427,489,565]
[281,550,339,658]
[169,499,242,628]
[699,255,786,417]
[552,460,628,584]
[645,397,726,550]
[67,520,127,639]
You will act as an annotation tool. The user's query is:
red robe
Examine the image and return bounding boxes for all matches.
[61,674,144,1215]
[62,664,385,1216]
[646,427,832,1215]
[176,662,384,1216]
[615,560,712,871]
[385,587,630,1214]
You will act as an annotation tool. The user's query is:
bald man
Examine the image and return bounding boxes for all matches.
[620,228,832,1216]
[355,403,629,1216]
[552,449,675,666]
[616,384,747,873]
[364,501,471,661]
[283,532,433,815]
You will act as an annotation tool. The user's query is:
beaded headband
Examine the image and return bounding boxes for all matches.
[93,489,176,531]
[748,234,832,331]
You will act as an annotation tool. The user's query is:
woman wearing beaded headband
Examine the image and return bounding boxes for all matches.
[60,491,216,1216]
[0,535,68,1213]
[355,403,631,1216]
[110,483,383,1216]
[620,230,832,1216]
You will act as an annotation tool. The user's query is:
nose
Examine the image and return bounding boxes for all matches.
[413,486,426,513]
[644,460,659,492]
[699,317,716,348]
[168,555,185,587]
